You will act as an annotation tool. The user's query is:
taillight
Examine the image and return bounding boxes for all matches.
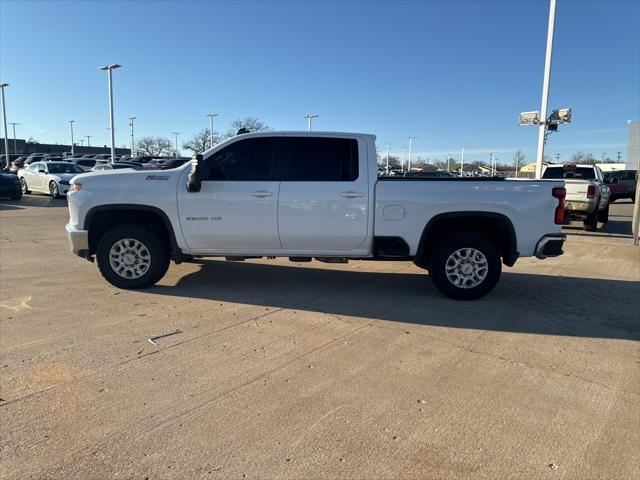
[552,187,566,225]
[586,185,596,198]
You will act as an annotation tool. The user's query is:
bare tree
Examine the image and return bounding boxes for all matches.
[136,136,173,156]
[513,150,525,177]
[182,128,220,154]
[224,117,269,138]
[569,151,592,164]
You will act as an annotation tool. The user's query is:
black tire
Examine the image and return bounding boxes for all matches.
[96,224,170,289]
[427,233,502,300]
[49,181,59,198]
[20,178,30,194]
[597,204,609,223]
[10,190,22,200]
[583,209,598,231]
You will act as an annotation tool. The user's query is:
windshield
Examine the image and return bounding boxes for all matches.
[47,164,85,174]
[542,166,596,180]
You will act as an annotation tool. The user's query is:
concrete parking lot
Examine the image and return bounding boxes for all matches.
[1,197,638,479]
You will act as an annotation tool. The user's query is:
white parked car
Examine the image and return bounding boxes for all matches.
[66,132,567,300]
[18,161,85,198]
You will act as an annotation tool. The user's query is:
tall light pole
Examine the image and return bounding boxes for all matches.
[172,132,180,158]
[69,120,75,155]
[535,0,557,179]
[86,135,91,147]
[9,122,19,153]
[99,64,121,163]
[304,114,319,131]
[207,113,218,148]
[447,153,451,172]
[460,145,465,177]
[400,148,405,172]
[129,116,136,156]
[617,151,622,162]
[385,142,392,173]
[79,139,85,147]
[1,83,10,167]
[407,136,417,171]
[489,152,494,176]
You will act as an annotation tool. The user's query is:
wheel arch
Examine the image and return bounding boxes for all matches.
[414,211,518,268]
[84,204,184,261]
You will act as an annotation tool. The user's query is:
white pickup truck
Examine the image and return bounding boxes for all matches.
[542,164,610,231]
[66,132,566,300]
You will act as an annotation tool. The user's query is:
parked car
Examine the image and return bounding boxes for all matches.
[65,132,567,300]
[67,158,100,171]
[0,171,22,199]
[542,164,610,231]
[604,170,637,203]
[9,156,27,173]
[153,158,189,170]
[91,162,140,172]
[23,153,48,167]
[18,161,85,198]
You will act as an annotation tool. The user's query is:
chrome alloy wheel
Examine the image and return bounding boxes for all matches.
[445,247,488,289]
[109,238,151,279]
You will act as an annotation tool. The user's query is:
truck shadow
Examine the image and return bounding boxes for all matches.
[145,260,640,341]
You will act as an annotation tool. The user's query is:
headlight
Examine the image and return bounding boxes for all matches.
[59,180,70,185]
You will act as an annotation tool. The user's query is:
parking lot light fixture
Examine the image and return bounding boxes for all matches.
[460,145,465,177]
[172,132,180,158]
[304,114,319,131]
[9,122,19,153]
[1,83,9,168]
[86,135,91,147]
[129,117,136,156]
[99,64,121,163]
[207,113,218,148]
[69,120,75,155]
[407,136,417,171]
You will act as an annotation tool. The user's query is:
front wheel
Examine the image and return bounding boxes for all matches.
[96,224,170,289]
[427,233,502,300]
[49,181,59,198]
[20,178,30,194]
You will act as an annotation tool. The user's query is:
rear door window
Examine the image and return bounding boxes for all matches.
[276,137,359,181]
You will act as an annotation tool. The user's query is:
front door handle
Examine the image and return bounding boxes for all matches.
[340,191,364,198]
[251,191,273,198]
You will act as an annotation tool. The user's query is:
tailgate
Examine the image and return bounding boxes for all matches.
[563,179,591,202]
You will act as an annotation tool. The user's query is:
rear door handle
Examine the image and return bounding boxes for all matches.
[251,191,273,198]
[340,191,364,198]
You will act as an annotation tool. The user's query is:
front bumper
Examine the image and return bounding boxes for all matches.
[535,234,566,259]
[66,223,89,257]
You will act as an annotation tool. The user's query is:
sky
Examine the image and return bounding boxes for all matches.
[1,0,639,165]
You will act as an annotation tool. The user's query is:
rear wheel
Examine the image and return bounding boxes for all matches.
[597,204,609,223]
[11,190,22,200]
[96,224,170,289]
[427,233,502,300]
[583,209,598,231]
[20,178,30,194]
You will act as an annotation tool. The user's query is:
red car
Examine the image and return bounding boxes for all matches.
[605,170,637,202]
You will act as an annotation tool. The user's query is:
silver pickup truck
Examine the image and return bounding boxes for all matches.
[542,164,610,231]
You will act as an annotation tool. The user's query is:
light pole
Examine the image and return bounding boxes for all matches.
[407,136,417,171]
[385,142,392,173]
[460,145,465,177]
[447,153,451,172]
[617,151,622,162]
[69,120,75,155]
[79,139,85,147]
[555,153,560,163]
[86,135,91,147]
[129,116,136,156]
[172,132,180,158]
[601,152,606,163]
[304,114,319,131]
[99,64,121,163]
[1,83,10,167]
[9,122,19,153]
[207,113,218,148]
[400,148,405,172]
[534,0,557,179]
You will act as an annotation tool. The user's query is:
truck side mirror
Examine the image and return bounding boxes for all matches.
[187,154,203,192]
